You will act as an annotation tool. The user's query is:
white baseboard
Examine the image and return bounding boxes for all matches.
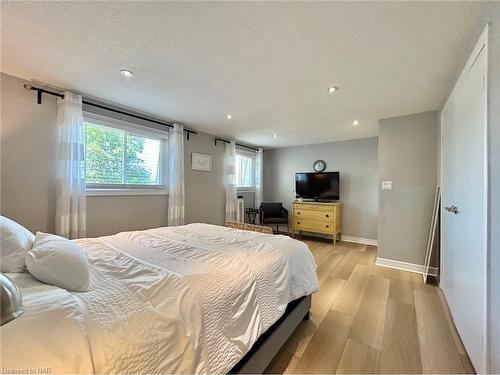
[341,235,378,246]
[376,257,439,276]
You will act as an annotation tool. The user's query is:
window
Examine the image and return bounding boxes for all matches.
[84,115,168,195]
[235,149,256,190]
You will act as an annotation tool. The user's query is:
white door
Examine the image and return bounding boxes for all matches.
[441,28,488,373]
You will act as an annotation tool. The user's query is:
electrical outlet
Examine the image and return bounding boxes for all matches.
[382,180,392,190]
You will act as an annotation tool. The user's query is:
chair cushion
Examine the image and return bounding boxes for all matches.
[261,203,283,218]
[262,217,288,224]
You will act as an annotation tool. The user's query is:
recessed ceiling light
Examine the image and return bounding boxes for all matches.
[273,134,278,138]
[226,114,233,120]
[327,86,338,93]
[120,69,134,78]
[353,120,360,126]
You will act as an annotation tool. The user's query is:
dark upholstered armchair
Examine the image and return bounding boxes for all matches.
[259,202,289,234]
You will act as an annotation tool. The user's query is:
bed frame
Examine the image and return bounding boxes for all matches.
[229,295,311,374]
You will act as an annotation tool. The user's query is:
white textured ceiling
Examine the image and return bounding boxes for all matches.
[1,1,484,148]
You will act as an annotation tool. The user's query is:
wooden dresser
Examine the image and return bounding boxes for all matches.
[291,201,342,245]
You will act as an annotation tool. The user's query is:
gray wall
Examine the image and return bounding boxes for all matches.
[263,137,378,240]
[86,196,168,236]
[378,111,438,265]
[0,73,229,237]
[1,73,59,233]
[184,132,226,226]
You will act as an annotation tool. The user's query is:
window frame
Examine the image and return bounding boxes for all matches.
[235,147,256,193]
[83,112,169,196]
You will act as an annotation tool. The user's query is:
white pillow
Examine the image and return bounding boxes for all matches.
[25,232,90,292]
[1,216,35,272]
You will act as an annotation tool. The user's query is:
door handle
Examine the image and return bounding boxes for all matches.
[444,205,459,214]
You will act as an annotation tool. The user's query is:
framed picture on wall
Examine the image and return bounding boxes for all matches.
[192,153,212,172]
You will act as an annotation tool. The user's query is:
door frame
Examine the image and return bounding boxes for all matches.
[440,24,489,373]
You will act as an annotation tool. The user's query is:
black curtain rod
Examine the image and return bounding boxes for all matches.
[23,84,197,139]
[214,137,259,152]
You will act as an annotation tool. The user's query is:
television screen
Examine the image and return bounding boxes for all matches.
[295,172,340,200]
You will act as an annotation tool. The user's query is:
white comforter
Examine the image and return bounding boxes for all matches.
[0,223,318,374]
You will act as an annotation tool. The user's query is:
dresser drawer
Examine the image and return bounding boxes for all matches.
[312,204,336,212]
[294,209,334,222]
[294,219,335,234]
[293,203,337,212]
[293,203,315,210]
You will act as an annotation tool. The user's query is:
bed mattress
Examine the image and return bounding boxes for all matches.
[0,223,319,374]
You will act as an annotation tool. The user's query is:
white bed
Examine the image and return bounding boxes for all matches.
[1,223,319,374]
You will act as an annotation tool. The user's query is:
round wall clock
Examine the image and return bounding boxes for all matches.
[313,160,326,172]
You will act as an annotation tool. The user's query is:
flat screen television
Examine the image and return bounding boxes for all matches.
[295,172,340,201]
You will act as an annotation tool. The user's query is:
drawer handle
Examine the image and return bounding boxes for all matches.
[297,212,300,215]
[325,214,329,217]
[297,222,300,225]
[325,225,329,228]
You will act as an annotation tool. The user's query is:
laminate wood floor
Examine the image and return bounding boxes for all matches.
[264,239,475,374]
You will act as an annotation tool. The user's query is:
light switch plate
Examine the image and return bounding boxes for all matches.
[382,180,393,190]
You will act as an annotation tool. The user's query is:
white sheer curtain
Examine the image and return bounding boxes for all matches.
[225,140,238,221]
[168,123,185,226]
[255,148,263,209]
[55,92,86,239]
